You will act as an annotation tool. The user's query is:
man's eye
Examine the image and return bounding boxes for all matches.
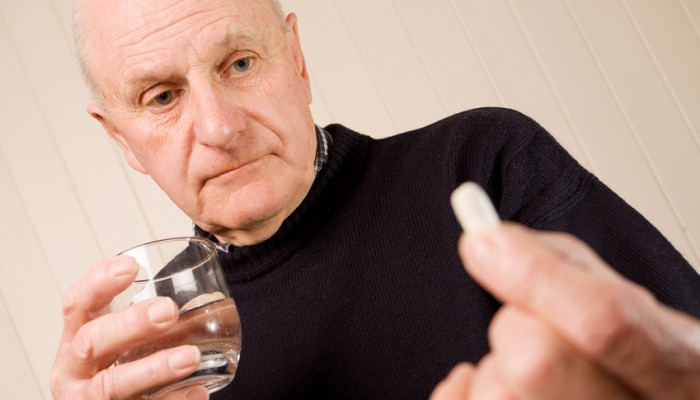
[154,91,174,106]
[231,57,253,72]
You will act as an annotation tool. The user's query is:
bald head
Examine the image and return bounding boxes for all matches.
[72,0,286,101]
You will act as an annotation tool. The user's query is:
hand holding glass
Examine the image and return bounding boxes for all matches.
[110,237,241,398]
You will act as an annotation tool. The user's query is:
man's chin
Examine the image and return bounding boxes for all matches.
[196,208,287,246]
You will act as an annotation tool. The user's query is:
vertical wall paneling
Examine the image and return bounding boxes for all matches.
[308,77,336,127]
[48,0,73,39]
[0,16,102,292]
[393,0,502,115]
[678,0,700,39]
[0,155,62,399]
[567,0,700,264]
[0,294,45,399]
[333,0,448,134]
[622,0,700,147]
[288,0,397,136]
[449,0,589,167]
[115,167,192,244]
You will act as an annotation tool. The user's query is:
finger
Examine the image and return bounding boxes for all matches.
[490,306,636,400]
[429,363,475,400]
[61,256,138,340]
[91,345,200,399]
[457,224,637,323]
[461,225,700,398]
[531,230,619,280]
[158,385,209,400]
[466,355,516,400]
[66,296,179,375]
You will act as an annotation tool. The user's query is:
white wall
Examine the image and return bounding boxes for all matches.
[1,0,699,398]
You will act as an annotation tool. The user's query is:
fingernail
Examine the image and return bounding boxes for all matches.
[109,257,136,278]
[169,346,200,372]
[147,298,176,325]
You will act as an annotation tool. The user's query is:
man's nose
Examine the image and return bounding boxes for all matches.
[189,81,246,150]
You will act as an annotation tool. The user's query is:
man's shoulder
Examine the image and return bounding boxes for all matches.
[391,107,545,143]
[368,107,548,156]
[435,106,538,127]
[325,107,543,142]
[323,107,555,166]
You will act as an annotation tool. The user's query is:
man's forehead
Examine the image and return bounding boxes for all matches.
[82,0,279,95]
[88,0,270,46]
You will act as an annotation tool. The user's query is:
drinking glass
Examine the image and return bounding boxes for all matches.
[110,237,241,398]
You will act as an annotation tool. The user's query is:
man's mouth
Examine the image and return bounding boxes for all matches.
[205,157,261,183]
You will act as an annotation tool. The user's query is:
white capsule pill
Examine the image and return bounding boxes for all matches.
[450,182,501,233]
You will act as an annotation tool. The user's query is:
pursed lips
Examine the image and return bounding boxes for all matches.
[203,156,263,185]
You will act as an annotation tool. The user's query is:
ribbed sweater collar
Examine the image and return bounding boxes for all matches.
[216,125,372,283]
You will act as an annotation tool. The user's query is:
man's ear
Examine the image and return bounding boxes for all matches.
[284,13,312,103]
[87,104,147,174]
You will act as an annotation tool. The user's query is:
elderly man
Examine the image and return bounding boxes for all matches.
[51,0,700,399]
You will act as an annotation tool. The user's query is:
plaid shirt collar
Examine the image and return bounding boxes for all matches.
[194,125,333,251]
[313,124,332,176]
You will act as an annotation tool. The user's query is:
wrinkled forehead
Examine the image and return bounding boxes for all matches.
[80,0,281,97]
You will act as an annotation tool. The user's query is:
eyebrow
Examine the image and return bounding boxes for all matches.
[121,30,262,101]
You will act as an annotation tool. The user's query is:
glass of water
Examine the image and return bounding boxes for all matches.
[110,237,241,398]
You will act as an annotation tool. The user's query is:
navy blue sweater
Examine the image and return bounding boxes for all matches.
[212,108,700,399]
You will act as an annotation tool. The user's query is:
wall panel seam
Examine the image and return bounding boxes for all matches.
[0,291,47,399]
[0,12,107,259]
[331,0,400,132]
[308,73,337,123]
[621,0,700,151]
[506,0,596,174]
[447,0,506,106]
[0,251,51,400]
[0,152,63,298]
[48,0,72,53]
[110,147,160,243]
[678,0,700,42]
[390,0,449,115]
[618,0,700,263]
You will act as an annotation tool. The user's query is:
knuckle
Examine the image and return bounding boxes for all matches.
[72,326,96,362]
[491,308,571,392]
[94,368,118,400]
[508,340,562,390]
[49,368,64,397]
[556,233,603,268]
[122,302,152,332]
[49,374,86,400]
[505,251,545,295]
[577,287,637,359]
[62,288,81,319]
